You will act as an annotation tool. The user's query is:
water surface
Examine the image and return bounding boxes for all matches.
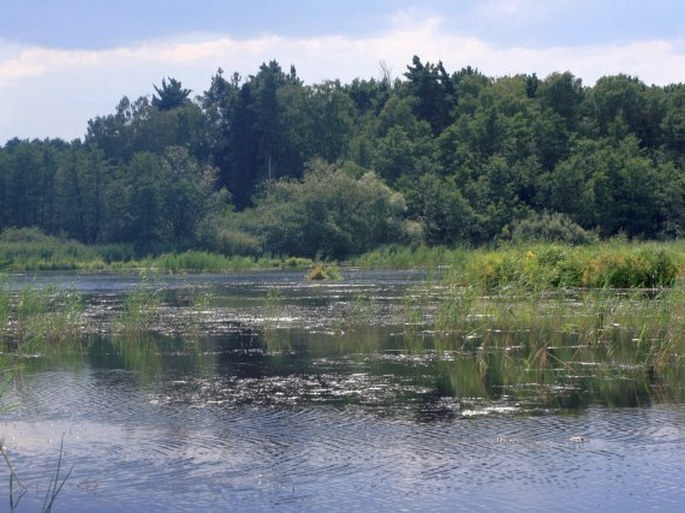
[1,270,684,512]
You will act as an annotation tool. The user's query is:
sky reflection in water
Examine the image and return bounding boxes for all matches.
[1,270,685,512]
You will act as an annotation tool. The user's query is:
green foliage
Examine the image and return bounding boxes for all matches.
[457,243,680,290]
[511,211,597,244]
[194,211,263,256]
[0,227,142,270]
[116,271,162,334]
[0,228,106,271]
[152,77,192,111]
[0,281,84,350]
[306,262,342,281]
[403,55,456,134]
[404,172,477,245]
[4,57,685,258]
[251,159,407,258]
[579,246,678,288]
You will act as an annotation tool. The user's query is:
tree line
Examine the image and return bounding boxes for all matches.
[2,57,685,258]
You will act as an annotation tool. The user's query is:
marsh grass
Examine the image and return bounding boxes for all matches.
[0,228,123,271]
[40,438,72,513]
[0,280,85,352]
[114,270,162,335]
[2,440,26,512]
[306,262,342,280]
[262,287,285,334]
[0,228,304,273]
[449,242,681,290]
[434,285,477,334]
[425,278,685,405]
[338,293,378,333]
[147,251,285,272]
[0,435,72,513]
[182,288,214,341]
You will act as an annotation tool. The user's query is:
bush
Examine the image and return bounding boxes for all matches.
[251,159,408,259]
[306,262,342,280]
[0,226,55,243]
[511,211,596,245]
[194,213,262,256]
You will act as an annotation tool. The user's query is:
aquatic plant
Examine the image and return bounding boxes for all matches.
[434,285,476,334]
[283,257,312,268]
[115,270,162,335]
[0,282,84,351]
[340,293,378,330]
[41,438,72,513]
[416,263,685,406]
[262,287,285,333]
[149,250,272,272]
[447,242,681,290]
[0,435,72,513]
[306,262,342,281]
[0,228,112,271]
[1,436,26,511]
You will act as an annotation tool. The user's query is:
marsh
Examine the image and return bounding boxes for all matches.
[1,269,684,512]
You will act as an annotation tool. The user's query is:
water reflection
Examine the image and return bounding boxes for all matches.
[10,323,681,418]
[2,270,685,512]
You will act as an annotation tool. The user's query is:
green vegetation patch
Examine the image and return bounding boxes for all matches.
[306,262,342,280]
[455,242,680,290]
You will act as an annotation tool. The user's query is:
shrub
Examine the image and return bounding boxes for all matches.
[511,211,596,245]
[252,159,408,259]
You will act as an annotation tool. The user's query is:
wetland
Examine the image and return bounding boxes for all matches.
[1,267,685,512]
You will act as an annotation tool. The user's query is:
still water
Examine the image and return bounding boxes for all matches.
[1,270,685,512]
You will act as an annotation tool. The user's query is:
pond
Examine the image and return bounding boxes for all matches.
[1,270,685,512]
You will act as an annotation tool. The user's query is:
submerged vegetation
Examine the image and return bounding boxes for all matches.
[0,240,684,414]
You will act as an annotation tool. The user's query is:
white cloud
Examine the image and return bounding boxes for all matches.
[1,17,685,143]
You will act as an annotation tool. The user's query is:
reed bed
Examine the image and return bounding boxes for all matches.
[441,241,682,290]
[0,280,85,351]
[1,240,685,384]
[425,279,685,398]
[143,251,284,272]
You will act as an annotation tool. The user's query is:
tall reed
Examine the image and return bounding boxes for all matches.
[115,270,162,335]
[449,242,681,290]
[0,435,72,513]
[0,281,84,352]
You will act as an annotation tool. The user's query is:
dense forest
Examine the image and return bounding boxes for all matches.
[3,56,685,259]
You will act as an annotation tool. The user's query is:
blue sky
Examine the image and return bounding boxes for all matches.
[2,0,685,142]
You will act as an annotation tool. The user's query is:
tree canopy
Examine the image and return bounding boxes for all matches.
[3,56,685,258]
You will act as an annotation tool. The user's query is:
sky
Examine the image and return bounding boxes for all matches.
[1,0,685,143]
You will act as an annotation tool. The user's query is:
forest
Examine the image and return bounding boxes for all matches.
[2,56,685,260]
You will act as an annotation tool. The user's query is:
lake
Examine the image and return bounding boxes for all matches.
[1,270,684,512]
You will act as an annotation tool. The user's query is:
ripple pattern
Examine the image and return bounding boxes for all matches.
[5,384,685,513]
